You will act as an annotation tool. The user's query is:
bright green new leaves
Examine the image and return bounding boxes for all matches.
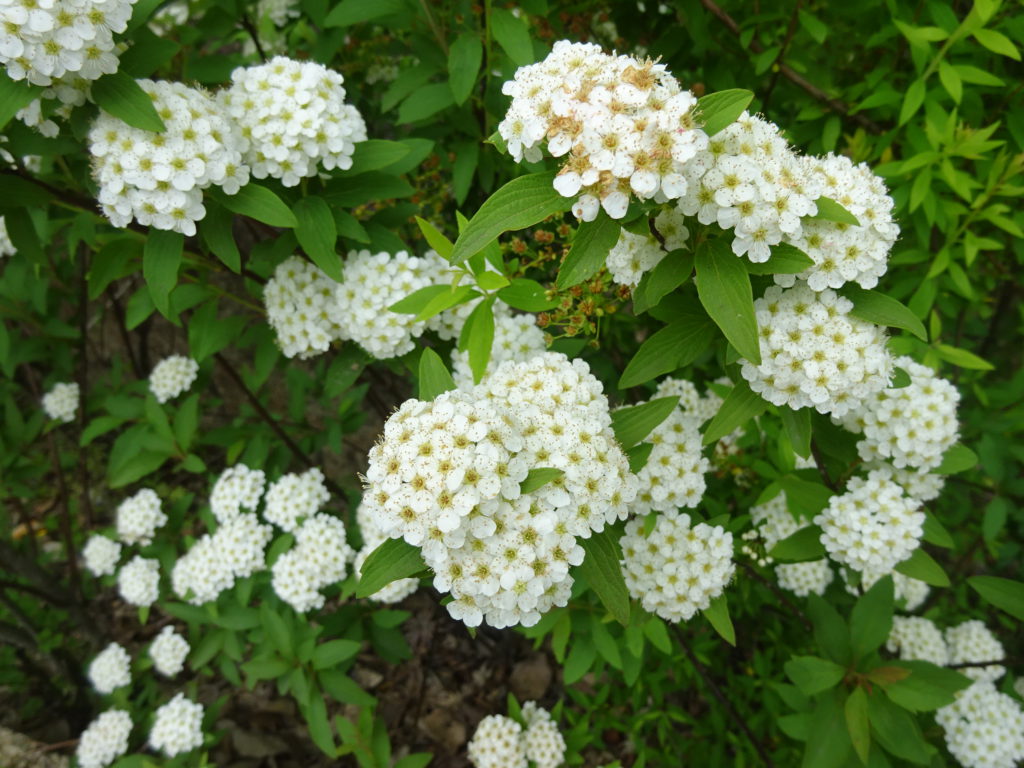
[143,230,183,319]
[695,89,754,136]
[356,538,427,599]
[895,549,950,587]
[849,576,893,661]
[201,202,240,273]
[933,343,995,370]
[213,184,297,228]
[519,467,564,494]
[497,278,558,311]
[611,396,679,448]
[346,139,412,172]
[556,211,621,289]
[414,216,454,260]
[842,285,927,341]
[450,171,571,264]
[702,380,768,446]
[417,348,456,400]
[694,239,761,364]
[935,443,978,474]
[810,197,861,226]
[448,33,483,104]
[92,71,166,132]
[785,655,846,696]
[968,575,1024,621]
[0,71,41,131]
[618,307,714,389]
[458,296,495,384]
[972,28,1021,61]
[769,526,827,563]
[703,595,735,646]
[294,196,341,281]
[578,529,630,626]
[490,8,533,66]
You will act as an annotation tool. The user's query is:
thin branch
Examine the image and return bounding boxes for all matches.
[675,626,777,767]
[948,658,1015,670]
[739,561,812,631]
[697,0,883,134]
[809,439,837,491]
[240,14,267,62]
[77,245,94,527]
[761,0,802,107]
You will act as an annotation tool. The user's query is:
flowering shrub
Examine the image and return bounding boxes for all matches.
[0,2,1022,768]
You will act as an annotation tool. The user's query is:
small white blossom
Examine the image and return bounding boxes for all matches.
[116,555,160,607]
[87,642,131,694]
[263,467,330,532]
[42,381,78,422]
[210,464,266,523]
[149,693,204,757]
[148,355,199,404]
[887,616,948,665]
[271,512,353,612]
[467,715,527,768]
[76,709,131,768]
[946,620,1005,683]
[750,492,833,597]
[149,626,189,677]
[115,488,166,546]
[83,535,121,577]
[936,682,1024,768]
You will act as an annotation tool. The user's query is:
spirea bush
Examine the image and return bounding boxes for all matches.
[0,2,1022,768]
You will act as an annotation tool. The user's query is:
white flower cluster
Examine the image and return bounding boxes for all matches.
[815,470,923,574]
[363,353,637,628]
[836,356,960,472]
[0,216,15,257]
[83,534,121,576]
[257,0,300,27]
[148,355,199,404]
[867,461,945,503]
[89,79,249,235]
[172,510,272,604]
[263,467,330,532]
[149,693,204,757]
[606,208,688,290]
[936,682,1024,768]
[271,512,353,612]
[87,642,131,694]
[777,153,899,291]
[467,702,565,768]
[263,255,344,359]
[149,625,189,677]
[749,493,833,597]
[655,377,744,461]
[76,709,131,768]
[15,73,90,137]
[0,0,136,86]
[843,568,931,611]
[620,509,734,622]
[42,381,78,422]
[115,488,166,546]
[499,40,708,220]
[886,616,948,665]
[628,405,708,513]
[221,56,366,187]
[452,309,547,389]
[678,112,818,263]
[741,283,892,417]
[210,463,266,522]
[946,620,1005,683]
[354,500,418,604]
[116,554,159,606]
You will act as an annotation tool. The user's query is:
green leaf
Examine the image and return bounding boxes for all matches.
[173,394,199,451]
[703,594,735,646]
[889,367,911,388]
[347,139,412,173]
[397,83,455,124]
[212,184,297,228]
[695,89,754,136]
[967,576,1024,621]
[798,10,828,43]
[476,271,509,291]
[0,70,42,131]
[92,71,166,132]
[200,202,240,273]
[490,8,534,66]
[618,310,715,389]
[868,690,931,764]
[417,348,456,400]
[118,26,181,78]
[937,60,962,103]
[497,278,558,311]
[884,661,971,712]
[563,634,597,684]
[319,670,376,707]
[625,443,653,473]
[0,175,50,208]
[769,526,827,563]
[389,285,450,315]
[694,239,760,364]
[324,0,405,26]
[894,549,949,587]
[356,538,427,599]
[312,639,361,670]
[450,171,571,264]
[934,443,978,474]
[632,249,694,313]
[845,688,871,766]
[242,655,292,681]
[781,407,812,459]
[143,230,183,319]
[745,242,815,275]
[260,602,292,656]
[294,197,341,281]
[841,286,927,341]
[972,28,1021,60]
[303,694,336,756]
[557,212,622,289]
[850,575,893,661]
[448,33,483,105]
[779,476,832,517]
[413,285,477,322]
[460,296,495,384]
[785,655,846,696]
[611,396,679,448]
[415,216,454,260]
[807,595,851,665]
[578,529,630,626]
[702,380,767,446]
[933,343,994,370]
[520,467,565,494]
[922,513,954,549]
[899,79,926,126]
[810,197,861,226]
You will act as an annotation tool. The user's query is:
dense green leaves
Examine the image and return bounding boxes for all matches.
[703,595,735,646]
[618,308,714,388]
[0,71,41,131]
[849,576,893,661]
[884,661,971,712]
[894,549,949,587]
[785,655,845,696]
[694,239,761,364]
[448,34,483,104]
[770,526,827,563]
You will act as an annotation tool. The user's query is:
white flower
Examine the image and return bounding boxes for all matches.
[148,355,199,403]
[627,405,708,513]
[887,616,948,665]
[263,467,330,532]
[117,555,160,607]
[353,501,418,604]
[0,216,15,257]
[210,464,266,523]
[76,709,131,768]
[452,308,546,389]
[749,492,833,597]
[149,693,204,757]
[149,626,189,677]
[42,381,78,422]
[936,682,1024,768]
[467,715,527,768]
[83,535,121,577]
[87,642,131,694]
[522,702,566,768]
[946,620,1005,683]
[263,255,343,359]
[271,512,353,612]
[621,510,734,622]
[115,488,166,546]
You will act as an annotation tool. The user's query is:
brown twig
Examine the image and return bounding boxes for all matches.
[697,0,883,134]
[77,246,94,527]
[240,14,267,61]
[761,0,802,107]
[809,439,837,491]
